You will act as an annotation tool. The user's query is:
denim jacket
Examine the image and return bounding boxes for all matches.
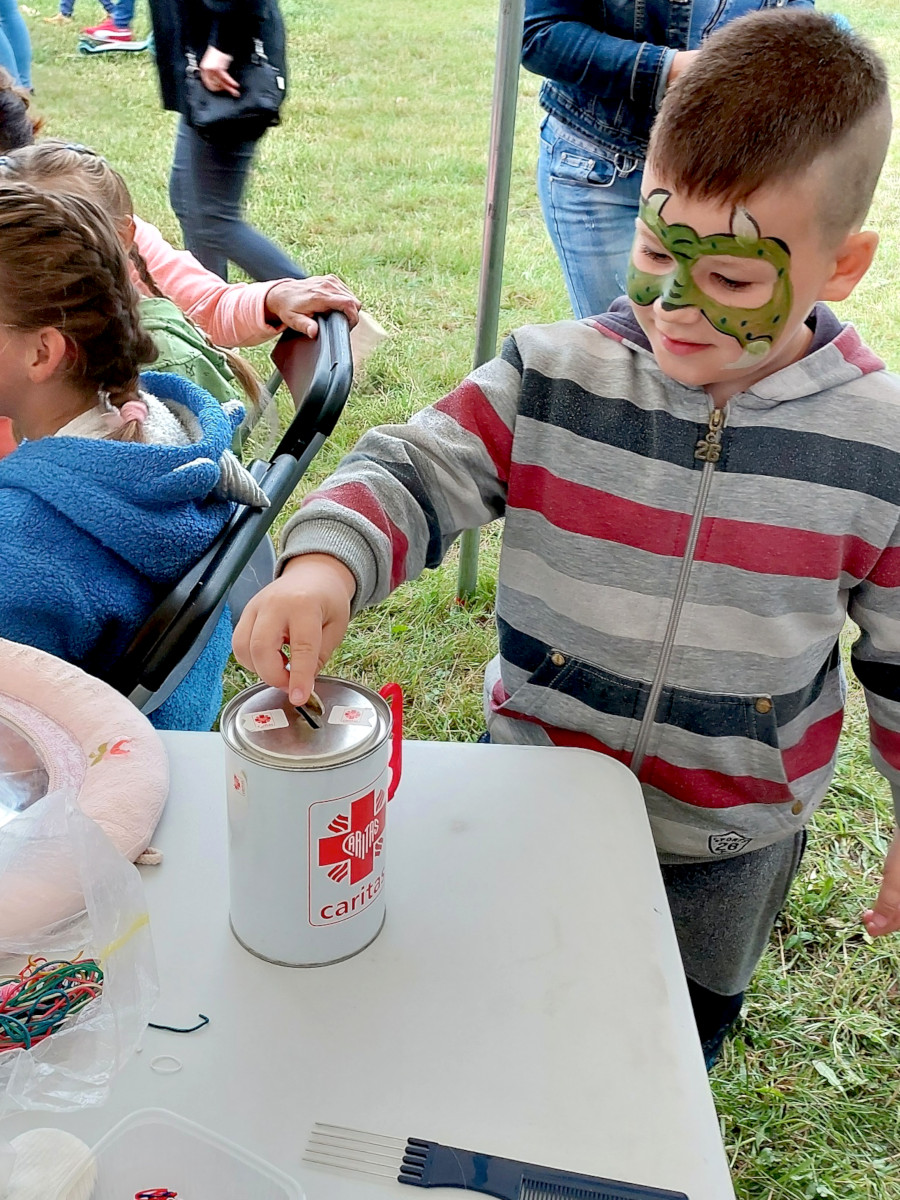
[522,0,815,162]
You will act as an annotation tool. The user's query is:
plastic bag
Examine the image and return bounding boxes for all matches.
[0,788,158,1116]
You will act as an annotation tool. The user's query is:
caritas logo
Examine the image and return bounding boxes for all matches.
[309,788,386,925]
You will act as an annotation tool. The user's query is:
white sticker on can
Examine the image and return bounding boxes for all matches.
[327,705,376,726]
[242,708,290,732]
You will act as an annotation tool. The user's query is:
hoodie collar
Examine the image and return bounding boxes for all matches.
[591,298,885,408]
[0,372,266,581]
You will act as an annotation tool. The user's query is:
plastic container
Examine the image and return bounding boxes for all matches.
[82,1108,303,1199]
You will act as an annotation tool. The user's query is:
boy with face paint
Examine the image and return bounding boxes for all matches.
[234,11,897,1067]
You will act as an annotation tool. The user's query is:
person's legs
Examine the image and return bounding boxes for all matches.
[109,0,132,28]
[0,25,19,83]
[168,118,218,272]
[537,114,643,318]
[0,0,31,90]
[183,125,307,281]
[661,829,808,1068]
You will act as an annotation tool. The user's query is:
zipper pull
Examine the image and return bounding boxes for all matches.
[695,406,727,464]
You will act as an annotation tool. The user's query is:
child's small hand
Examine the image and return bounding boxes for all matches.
[862,831,900,937]
[232,553,357,705]
[265,276,361,338]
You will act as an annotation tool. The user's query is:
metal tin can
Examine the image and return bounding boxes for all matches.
[220,677,403,966]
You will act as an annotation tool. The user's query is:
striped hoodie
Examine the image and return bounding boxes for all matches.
[280,301,900,862]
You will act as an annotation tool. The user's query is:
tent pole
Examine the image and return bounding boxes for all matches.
[456,0,525,600]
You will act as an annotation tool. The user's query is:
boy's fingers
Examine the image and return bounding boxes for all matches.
[863,881,900,936]
[231,602,260,669]
[286,619,325,706]
[232,605,291,692]
[863,899,900,936]
[863,836,900,936]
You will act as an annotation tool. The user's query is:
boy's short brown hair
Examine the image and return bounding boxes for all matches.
[648,9,891,243]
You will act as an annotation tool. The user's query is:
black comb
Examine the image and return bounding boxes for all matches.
[304,1124,689,1199]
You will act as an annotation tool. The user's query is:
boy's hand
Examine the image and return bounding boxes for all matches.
[232,554,357,705]
[862,830,900,937]
[264,276,361,338]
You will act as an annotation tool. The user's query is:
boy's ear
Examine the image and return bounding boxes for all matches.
[819,230,879,303]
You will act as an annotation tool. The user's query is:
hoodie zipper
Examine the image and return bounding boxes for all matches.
[630,402,728,777]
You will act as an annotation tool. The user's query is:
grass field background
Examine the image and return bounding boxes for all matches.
[24,0,900,1193]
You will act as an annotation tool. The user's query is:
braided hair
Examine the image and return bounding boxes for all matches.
[0,140,263,412]
[0,182,157,442]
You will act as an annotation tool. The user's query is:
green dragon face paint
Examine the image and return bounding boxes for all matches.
[627,189,793,369]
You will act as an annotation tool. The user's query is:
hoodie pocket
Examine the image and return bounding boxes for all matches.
[643,684,792,809]
[492,646,649,750]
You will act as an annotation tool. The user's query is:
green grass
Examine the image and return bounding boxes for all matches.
[23,0,900,1192]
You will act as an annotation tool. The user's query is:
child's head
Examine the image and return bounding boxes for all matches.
[0,68,42,155]
[629,10,891,394]
[0,140,264,413]
[0,181,156,441]
[0,139,134,237]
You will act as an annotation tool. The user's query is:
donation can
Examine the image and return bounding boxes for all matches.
[220,677,402,966]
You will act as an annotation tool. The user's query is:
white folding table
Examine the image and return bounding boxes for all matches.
[7,734,734,1199]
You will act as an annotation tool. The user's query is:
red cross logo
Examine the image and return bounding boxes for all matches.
[318,789,385,885]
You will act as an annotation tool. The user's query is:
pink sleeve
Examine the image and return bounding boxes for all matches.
[0,417,15,459]
[131,215,286,348]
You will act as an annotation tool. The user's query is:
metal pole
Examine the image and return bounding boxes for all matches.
[456,0,525,600]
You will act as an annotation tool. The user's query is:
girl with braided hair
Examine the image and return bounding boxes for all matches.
[0,181,269,729]
[0,140,368,456]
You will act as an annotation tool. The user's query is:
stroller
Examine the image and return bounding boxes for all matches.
[102,311,353,717]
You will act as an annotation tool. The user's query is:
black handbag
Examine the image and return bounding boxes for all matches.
[185,38,286,141]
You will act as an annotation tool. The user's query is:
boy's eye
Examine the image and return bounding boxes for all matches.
[638,244,673,265]
[709,272,752,292]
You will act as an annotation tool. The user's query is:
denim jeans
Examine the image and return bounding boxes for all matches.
[110,0,133,26]
[537,114,643,318]
[60,0,113,14]
[0,0,31,90]
[169,118,306,282]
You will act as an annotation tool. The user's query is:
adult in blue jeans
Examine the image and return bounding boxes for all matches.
[521,0,815,318]
[0,0,31,91]
[148,0,304,283]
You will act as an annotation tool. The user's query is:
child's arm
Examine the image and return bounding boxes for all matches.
[234,336,523,701]
[848,551,900,937]
[131,217,360,348]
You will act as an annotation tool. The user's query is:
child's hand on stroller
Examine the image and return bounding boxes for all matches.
[264,276,361,338]
[862,830,900,937]
[232,553,357,705]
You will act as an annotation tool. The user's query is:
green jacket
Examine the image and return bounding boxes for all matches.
[140,295,243,407]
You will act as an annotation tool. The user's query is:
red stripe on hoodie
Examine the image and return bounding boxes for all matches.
[781,710,844,781]
[510,464,881,579]
[491,683,793,808]
[871,719,900,771]
[307,481,409,590]
[435,379,513,484]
